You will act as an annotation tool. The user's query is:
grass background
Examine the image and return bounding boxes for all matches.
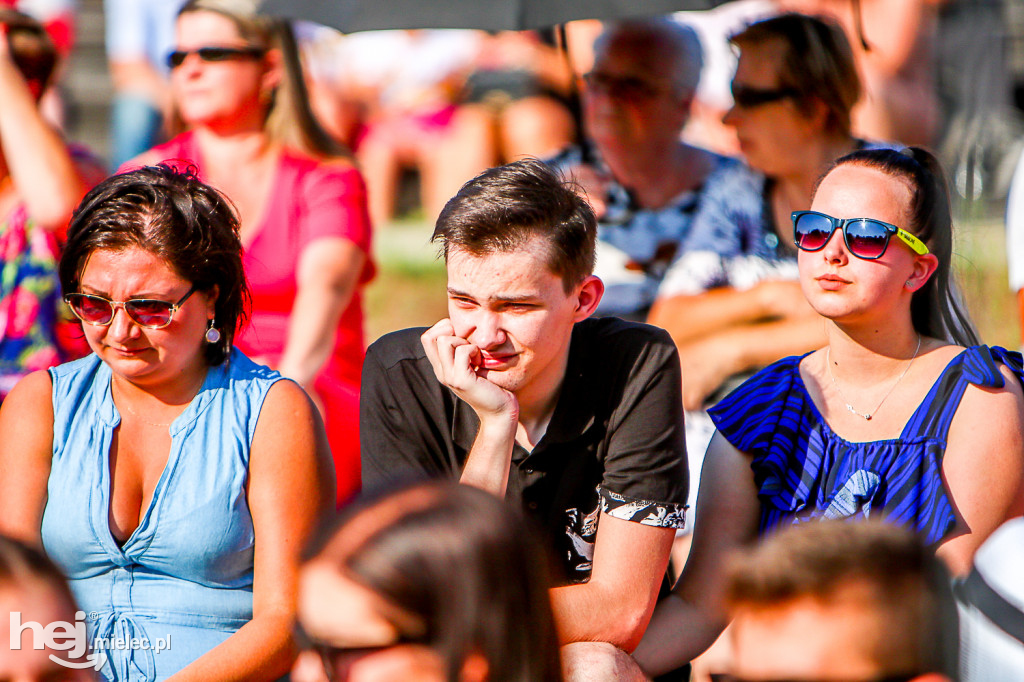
[953,219,1018,349]
[364,217,1020,350]
[365,220,448,342]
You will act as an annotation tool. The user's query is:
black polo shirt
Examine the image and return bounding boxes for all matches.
[360,316,688,584]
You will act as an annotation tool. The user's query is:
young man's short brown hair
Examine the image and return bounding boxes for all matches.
[432,158,597,294]
[726,521,958,678]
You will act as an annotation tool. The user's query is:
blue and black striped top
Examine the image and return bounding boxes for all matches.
[708,345,1024,545]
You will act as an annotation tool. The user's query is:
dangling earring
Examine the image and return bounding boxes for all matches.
[205,319,221,344]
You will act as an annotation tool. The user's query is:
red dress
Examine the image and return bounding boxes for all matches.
[140,132,374,504]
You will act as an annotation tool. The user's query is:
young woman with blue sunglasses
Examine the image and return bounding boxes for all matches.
[635,147,1024,677]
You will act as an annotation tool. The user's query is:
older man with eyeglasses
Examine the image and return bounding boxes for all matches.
[548,17,734,324]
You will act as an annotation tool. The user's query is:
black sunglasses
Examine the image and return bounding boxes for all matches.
[294,623,427,682]
[64,285,197,329]
[731,84,801,109]
[167,45,266,69]
[792,210,930,260]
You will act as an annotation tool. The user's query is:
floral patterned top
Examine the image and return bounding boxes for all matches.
[0,147,103,399]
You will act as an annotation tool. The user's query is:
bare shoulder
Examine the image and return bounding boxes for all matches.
[0,370,56,540]
[944,347,1024,469]
[249,378,334,513]
[959,350,1024,411]
[907,340,964,377]
[940,345,1024,434]
[0,369,54,426]
[939,348,1024,573]
[253,379,319,440]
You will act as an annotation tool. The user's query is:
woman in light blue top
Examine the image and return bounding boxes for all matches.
[0,165,336,681]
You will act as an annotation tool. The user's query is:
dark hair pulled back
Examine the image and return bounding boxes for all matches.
[825,147,980,346]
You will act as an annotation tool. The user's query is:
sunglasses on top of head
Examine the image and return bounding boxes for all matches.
[792,211,930,260]
[166,45,266,69]
[64,285,197,329]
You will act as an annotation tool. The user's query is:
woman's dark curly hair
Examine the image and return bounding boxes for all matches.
[59,164,249,366]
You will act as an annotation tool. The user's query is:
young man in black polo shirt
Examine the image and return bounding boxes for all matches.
[360,158,688,680]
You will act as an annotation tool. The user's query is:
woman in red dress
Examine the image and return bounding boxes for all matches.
[130,0,373,504]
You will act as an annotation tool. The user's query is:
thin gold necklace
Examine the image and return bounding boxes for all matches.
[112,378,202,428]
[826,335,922,421]
[116,396,176,428]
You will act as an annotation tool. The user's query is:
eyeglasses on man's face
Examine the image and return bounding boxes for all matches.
[583,71,672,102]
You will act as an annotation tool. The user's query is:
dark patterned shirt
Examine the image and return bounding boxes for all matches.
[548,145,734,319]
[361,317,689,583]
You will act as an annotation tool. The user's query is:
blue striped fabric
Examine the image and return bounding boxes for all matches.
[708,345,1024,544]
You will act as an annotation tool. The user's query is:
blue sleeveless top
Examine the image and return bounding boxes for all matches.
[708,345,1024,545]
[40,349,283,681]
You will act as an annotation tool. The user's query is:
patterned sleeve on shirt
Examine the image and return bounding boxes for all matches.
[656,160,803,298]
[600,487,687,530]
[678,160,767,257]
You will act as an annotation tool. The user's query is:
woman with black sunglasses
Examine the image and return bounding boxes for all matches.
[634,147,1024,677]
[126,0,373,507]
[0,165,336,681]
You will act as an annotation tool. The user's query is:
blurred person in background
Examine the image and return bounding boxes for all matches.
[293,22,366,152]
[1,534,95,682]
[724,521,957,682]
[956,517,1024,681]
[779,0,943,148]
[292,480,563,682]
[441,29,576,191]
[550,17,733,323]
[1004,145,1024,348]
[672,1,776,156]
[2,0,74,54]
[131,0,374,505]
[3,0,76,128]
[0,165,335,681]
[342,29,480,225]
[0,7,103,401]
[104,0,186,169]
